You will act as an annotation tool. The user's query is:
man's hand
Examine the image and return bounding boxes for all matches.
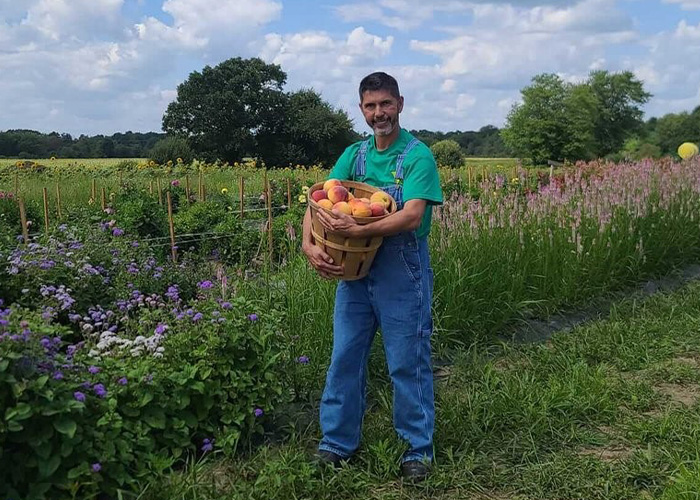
[316,209,361,238]
[302,241,344,279]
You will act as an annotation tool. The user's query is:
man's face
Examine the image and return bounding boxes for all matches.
[359,89,404,137]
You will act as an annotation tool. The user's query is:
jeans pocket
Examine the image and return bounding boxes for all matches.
[399,247,422,282]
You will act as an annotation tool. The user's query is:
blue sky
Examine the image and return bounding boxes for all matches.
[1,0,699,136]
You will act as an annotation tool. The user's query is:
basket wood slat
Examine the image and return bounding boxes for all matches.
[308,180,397,281]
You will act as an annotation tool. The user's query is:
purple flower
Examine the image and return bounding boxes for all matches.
[192,312,203,322]
[171,179,180,187]
[198,280,214,289]
[248,313,258,322]
[91,462,101,472]
[53,371,64,380]
[118,377,127,386]
[88,366,100,374]
[112,228,124,237]
[254,408,264,417]
[154,323,168,335]
[221,301,232,310]
[93,384,107,398]
[297,355,310,365]
[201,438,214,453]
[74,391,86,402]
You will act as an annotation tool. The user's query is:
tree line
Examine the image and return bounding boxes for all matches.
[0,130,164,159]
[1,58,697,166]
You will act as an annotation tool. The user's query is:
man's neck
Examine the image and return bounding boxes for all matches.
[374,127,401,152]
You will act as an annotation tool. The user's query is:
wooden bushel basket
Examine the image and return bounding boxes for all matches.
[308,180,397,281]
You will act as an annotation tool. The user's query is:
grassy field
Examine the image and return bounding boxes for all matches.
[142,279,700,500]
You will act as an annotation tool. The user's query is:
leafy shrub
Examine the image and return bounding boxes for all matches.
[112,187,168,239]
[149,136,194,166]
[0,295,286,499]
[431,139,464,168]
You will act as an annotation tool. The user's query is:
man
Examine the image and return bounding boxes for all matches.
[301,72,443,482]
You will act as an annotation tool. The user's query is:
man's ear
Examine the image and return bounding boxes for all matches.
[398,96,404,113]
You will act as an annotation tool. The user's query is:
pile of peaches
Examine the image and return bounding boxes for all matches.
[311,179,392,218]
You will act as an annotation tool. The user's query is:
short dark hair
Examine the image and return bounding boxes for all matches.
[359,72,401,101]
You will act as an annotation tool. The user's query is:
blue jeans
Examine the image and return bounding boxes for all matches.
[319,231,435,463]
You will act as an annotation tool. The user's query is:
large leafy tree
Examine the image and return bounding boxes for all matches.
[162,57,287,163]
[256,89,359,167]
[501,74,597,164]
[588,70,651,157]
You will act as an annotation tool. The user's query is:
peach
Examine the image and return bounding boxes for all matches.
[327,185,349,204]
[370,190,391,209]
[359,197,370,203]
[317,199,334,210]
[333,201,352,215]
[310,189,328,202]
[351,201,372,217]
[323,179,342,192]
[370,202,387,217]
[347,192,355,201]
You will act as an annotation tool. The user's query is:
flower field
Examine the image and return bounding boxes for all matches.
[1,156,700,499]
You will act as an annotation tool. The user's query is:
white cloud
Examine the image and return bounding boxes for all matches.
[663,0,700,10]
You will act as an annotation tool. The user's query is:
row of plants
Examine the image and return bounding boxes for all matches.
[2,156,700,497]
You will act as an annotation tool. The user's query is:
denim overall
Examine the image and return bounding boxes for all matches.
[318,138,435,464]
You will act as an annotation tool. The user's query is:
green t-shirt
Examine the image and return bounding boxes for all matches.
[329,129,443,238]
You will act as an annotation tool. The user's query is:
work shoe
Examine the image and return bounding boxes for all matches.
[314,450,345,468]
[401,460,430,482]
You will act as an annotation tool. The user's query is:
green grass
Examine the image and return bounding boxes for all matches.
[135,279,700,500]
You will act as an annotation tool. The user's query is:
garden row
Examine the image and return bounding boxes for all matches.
[2,157,700,498]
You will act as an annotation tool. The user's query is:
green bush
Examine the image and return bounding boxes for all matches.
[0,296,286,499]
[149,137,194,166]
[431,139,464,168]
[112,187,168,239]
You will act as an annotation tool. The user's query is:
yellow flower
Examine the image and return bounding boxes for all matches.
[221,188,229,194]
[149,160,155,167]
[50,156,56,161]
[301,186,310,194]
[511,177,519,184]
[298,194,307,203]
[177,157,183,163]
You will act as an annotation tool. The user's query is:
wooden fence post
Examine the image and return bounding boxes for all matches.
[239,176,244,219]
[56,182,62,220]
[166,191,177,263]
[198,170,203,200]
[101,187,106,211]
[149,180,153,195]
[18,197,29,246]
[157,178,162,205]
[286,178,291,208]
[42,187,49,237]
[185,175,191,205]
[266,173,273,266]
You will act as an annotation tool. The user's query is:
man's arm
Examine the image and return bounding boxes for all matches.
[315,199,426,239]
[301,206,344,278]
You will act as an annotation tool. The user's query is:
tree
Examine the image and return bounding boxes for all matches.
[162,57,287,163]
[501,74,597,164]
[149,136,194,165]
[256,89,359,167]
[430,139,463,168]
[587,70,651,157]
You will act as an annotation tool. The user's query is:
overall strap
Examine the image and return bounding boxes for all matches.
[394,138,420,183]
[353,138,372,179]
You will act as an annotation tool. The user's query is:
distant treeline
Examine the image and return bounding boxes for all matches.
[0,126,511,160]
[408,125,510,157]
[0,130,165,159]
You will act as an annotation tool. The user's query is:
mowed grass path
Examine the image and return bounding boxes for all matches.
[144,281,700,499]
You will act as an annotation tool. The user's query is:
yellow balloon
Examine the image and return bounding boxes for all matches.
[678,142,699,160]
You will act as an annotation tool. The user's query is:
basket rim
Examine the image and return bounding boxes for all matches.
[308,180,396,223]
